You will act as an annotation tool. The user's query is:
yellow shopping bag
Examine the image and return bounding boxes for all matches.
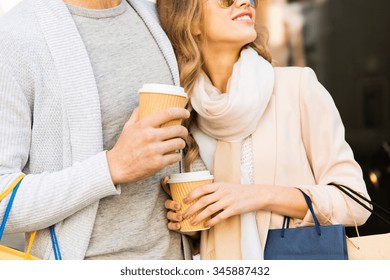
[0,233,39,260]
[0,174,39,260]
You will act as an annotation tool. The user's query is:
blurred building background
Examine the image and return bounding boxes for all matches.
[0,0,389,249]
[259,0,390,236]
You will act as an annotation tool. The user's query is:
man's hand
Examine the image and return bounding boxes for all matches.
[106,107,189,184]
[164,198,199,240]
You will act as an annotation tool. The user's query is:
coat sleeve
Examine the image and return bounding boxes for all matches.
[0,63,119,233]
[296,67,371,227]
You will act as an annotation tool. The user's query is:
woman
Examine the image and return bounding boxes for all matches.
[157,0,371,259]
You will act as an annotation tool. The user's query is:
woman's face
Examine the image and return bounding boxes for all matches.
[201,0,257,52]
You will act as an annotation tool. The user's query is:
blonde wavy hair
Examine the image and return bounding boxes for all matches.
[157,0,272,171]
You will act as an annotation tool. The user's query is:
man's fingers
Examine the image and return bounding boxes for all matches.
[166,211,182,222]
[158,138,186,155]
[168,222,181,231]
[145,108,190,128]
[164,199,181,211]
[159,152,182,167]
[126,107,140,126]
[158,125,188,142]
[161,176,171,196]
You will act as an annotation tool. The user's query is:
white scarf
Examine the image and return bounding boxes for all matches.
[191,48,274,142]
[191,48,274,259]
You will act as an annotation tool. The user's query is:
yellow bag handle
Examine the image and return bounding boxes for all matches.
[0,174,25,201]
[0,174,37,260]
[25,231,37,258]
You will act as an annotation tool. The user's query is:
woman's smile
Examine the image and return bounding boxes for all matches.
[232,10,253,23]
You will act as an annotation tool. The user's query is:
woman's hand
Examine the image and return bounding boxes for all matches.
[182,182,263,228]
[182,182,309,227]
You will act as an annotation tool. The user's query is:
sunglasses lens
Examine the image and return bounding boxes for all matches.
[220,0,235,8]
[250,0,258,8]
[219,0,258,8]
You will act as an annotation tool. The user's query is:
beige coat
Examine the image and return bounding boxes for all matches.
[200,67,371,259]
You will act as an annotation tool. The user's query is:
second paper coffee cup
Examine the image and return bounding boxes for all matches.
[168,171,214,232]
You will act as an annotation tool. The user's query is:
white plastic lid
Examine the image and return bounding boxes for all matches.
[168,171,214,184]
[138,83,187,98]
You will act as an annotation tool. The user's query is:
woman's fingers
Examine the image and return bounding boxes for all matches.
[183,190,220,218]
[183,183,218,204]
[190,200,227,226]
[182,182,244,227]
[205,207,233,228]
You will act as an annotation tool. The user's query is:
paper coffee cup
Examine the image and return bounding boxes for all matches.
[168,171,214,232]
[138,83,188,127]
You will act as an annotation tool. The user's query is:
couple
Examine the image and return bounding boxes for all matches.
[0,0,370,260]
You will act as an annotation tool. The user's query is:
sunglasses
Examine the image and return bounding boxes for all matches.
[216,0,258,8]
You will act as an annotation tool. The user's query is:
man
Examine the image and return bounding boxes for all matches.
[0,0,190,259]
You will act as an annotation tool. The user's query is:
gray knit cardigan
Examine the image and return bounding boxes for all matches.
[0,0,189,259]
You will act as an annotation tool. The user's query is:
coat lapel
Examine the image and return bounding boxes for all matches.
[252,94,277,252]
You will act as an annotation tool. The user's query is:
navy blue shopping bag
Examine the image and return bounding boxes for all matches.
[264,190,348,260]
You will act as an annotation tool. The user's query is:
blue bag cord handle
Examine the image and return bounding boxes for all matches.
[0,180,22,239]
[281,189,322,236]
[281,216,290,238]
[1,178,62,260]
[299,189,322,235]
[50,225,62,260]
